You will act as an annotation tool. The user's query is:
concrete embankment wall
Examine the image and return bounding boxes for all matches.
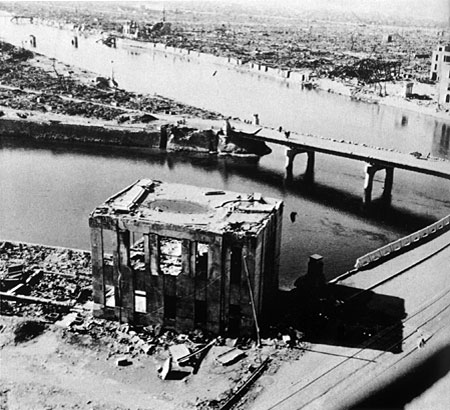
[0,117,162,149]
[121,39,312,84]
[0,117,271,157]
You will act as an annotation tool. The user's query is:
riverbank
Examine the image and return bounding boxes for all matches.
[317,78,450,122]
[144,41,449,122]
[0,41,222,121]
[0,42,272,157]
[2,3,448,124]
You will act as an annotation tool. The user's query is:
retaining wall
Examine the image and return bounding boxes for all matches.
[0,117,162,148]
[120,39,311,84]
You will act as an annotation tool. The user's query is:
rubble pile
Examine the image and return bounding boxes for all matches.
[0,241,91,318]
[0,239,308,409]
[1,1,440,83]
[64,319,214,357]
[0,88,127,121]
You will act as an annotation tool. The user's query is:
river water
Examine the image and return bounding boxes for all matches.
[0,15,449,288]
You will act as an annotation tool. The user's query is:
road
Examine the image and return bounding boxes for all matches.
[250,228,450,410]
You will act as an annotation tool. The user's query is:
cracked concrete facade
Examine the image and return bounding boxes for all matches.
[89,179,283,336]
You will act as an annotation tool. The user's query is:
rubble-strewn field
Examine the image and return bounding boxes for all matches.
[1,1,447,117]
[2,1,445,80]
[0,1,443,79]
[0,241,306,409]
[0,41,223,122]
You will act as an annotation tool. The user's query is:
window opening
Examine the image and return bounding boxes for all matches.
[160,237,183,276]
[228,304,241,335]
[130,232,146,272]
[164,295,177,319]
[134,290,147,313]
[105,285,115,307]
[102,229,116,261]
[195,243,209,279]
[194,300,207,325]
[230,247,242,284]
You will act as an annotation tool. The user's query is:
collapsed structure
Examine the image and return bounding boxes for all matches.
[89,179,283,336]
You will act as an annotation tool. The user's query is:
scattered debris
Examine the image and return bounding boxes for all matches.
[216,348,246,366]
[116,356,132,367]
[218,357,271,410]
[0,41,223,122]
[158,357,172,380]
[0,241,91,318]
[169,344,191,364]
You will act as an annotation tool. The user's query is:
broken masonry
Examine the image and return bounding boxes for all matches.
[89,179,283,336]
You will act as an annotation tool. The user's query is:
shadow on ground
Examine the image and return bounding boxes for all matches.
[266,282,406,354]
[347,343,450,409]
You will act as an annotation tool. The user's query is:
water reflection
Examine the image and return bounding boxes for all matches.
[433,122,450,160]
[0,135,448,289]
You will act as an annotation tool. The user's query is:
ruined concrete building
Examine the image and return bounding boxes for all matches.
[430,44,450,106]
[89,179,283,335]
[430,44,450,82]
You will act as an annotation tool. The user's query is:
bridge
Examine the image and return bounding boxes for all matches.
[228,120,450,205]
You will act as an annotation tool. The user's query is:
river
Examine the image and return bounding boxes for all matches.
[0,15,449,288]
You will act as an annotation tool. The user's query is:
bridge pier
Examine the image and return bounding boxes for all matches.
[285,148,297,180]
[285,148,315,183]
[305,151,315,183]
[364,164,395,205]
[383,167,394,203]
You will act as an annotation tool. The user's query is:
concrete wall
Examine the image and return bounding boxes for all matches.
[0,117,161,149]
[430,45,450,81]
[437,63,450,106]
[89,204,282,336]
[166,127,217,153]
[0,117,270,157]
[127,40,311,85]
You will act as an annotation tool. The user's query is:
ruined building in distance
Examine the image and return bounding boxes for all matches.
[89,179,283,336]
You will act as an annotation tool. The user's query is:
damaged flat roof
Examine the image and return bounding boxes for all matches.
[90,179,282,236]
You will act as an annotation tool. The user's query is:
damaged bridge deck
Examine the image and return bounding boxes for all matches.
[222,120,450,205]
[231,121,450,180]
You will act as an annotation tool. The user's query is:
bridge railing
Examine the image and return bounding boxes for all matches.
[355,214,450,269]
